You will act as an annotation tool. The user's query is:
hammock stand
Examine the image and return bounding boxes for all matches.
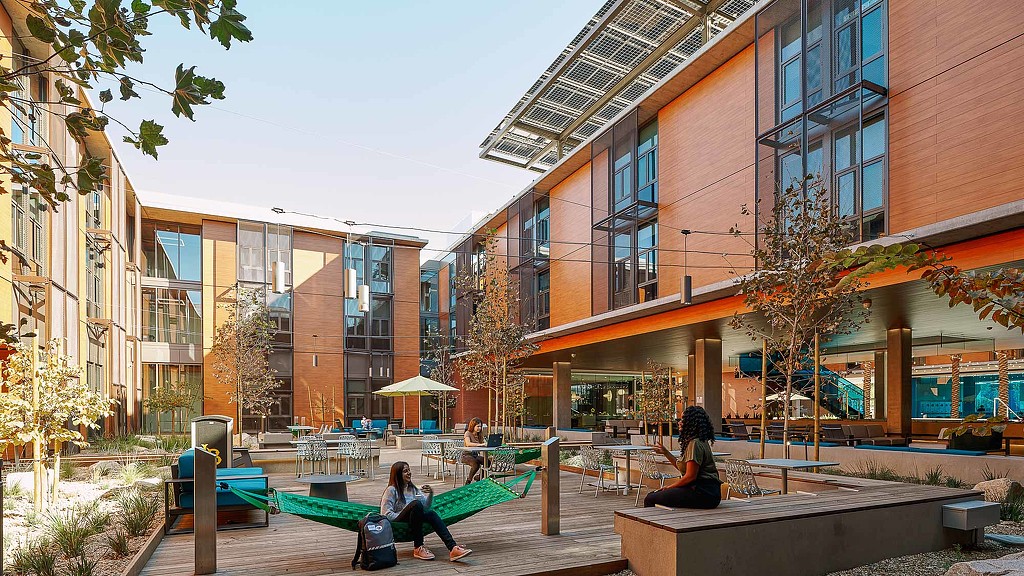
[225,469,537,542]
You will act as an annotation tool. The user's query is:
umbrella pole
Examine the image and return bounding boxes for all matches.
[403,395,408,432]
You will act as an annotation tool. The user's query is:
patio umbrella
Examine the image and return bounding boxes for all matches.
[765,392,811,401]
[373,375,459,429]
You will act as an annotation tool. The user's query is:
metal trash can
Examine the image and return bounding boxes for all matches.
[191,415,233,468]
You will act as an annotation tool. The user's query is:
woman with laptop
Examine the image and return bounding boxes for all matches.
[461,417,487,484]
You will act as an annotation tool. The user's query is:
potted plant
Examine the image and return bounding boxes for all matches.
[940,414,1008,451]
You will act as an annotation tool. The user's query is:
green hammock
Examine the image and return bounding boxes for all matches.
[515,447,542,464]
[226,469,536,542]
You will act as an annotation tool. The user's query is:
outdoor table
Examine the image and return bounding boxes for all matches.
[745,458,840,494]
[593,445,653,495]
[287,425,314,438]
[290,438,369,446]
[294,474,360,501]
[463,445,510,478]
[668,450,731,458]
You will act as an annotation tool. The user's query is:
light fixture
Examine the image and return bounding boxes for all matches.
[271,259,286,293]
[604,391,613,401]
[344,268,358,299]
[862,298,872,309]
[617,388,626,396]
[357,284,370,312]
[680,229,692,305]
[312,334,319,367]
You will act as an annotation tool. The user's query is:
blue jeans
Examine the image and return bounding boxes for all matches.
[394,500,456,550]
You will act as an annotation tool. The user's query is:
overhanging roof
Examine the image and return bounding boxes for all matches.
[479,0,757,172]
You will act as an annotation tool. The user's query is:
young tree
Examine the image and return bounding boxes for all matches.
[730,176,881,458]
[143,375,202,436]
[639,359,673,446]
[456,238,538,433]
[209,286,280,441]
[0,338,113,509]
[425,328,459,432]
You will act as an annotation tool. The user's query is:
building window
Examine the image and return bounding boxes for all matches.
[142,288,202,344]
[524,196,551,259]
[370,244,392,293]
[535,268,550,330]
[420,269,439,313]
[86,184,105,230]
[237,221,267,283]
[370,297,392,351]
[833,114,886,241]
[637,120,658,204]
[12,182,48,275]
[345,241,365,287]
[86,334,106,395]
[637,221,657,303]
[10,51,48,148]
[86,239,105,319]
[142,363,203,434]
[142,221,201,281]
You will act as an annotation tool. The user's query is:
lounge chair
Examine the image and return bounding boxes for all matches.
[164,449,269,534]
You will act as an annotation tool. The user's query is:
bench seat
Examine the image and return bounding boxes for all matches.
[615,483,983,576]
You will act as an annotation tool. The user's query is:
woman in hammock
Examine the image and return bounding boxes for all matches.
[461,417,487,484]
[381,461,473,562]
[645,405,723,509]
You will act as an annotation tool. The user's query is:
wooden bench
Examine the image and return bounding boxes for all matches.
[614,483,984,576]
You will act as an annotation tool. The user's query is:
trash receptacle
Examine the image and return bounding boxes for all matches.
[191,415,233,468]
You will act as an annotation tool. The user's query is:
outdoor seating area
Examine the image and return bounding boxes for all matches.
[163,449,270,535]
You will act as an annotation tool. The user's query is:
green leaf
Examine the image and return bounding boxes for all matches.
[76,156,107,194]
[99,89,113,103]
[26,14,57,44]
[131,0,151,14]
[118,77,139,100]
[209,5,252,49]
[123,119,168,158]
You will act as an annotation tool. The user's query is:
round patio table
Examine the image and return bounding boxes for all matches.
[295,474,360,501]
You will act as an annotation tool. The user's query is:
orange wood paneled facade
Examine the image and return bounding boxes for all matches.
[549,164,593,327]
[393,243,424,426]
[292,231,345,428]
[658,45,758,292]
[201,220,238,420]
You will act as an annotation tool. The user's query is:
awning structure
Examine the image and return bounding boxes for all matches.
[479,0,757,172]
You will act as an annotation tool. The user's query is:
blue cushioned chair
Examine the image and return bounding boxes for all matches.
[419,420,443,435]
[164,449,269,534]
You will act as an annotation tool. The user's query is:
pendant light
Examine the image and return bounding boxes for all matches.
[344,268,357,299]
[271,221,287,293]
[357,284,370,312]
[312,334,319,367]
[680,229,692,305]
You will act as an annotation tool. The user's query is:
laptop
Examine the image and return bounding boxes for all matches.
[486,433,503,447]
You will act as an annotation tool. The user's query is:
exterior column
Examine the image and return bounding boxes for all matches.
[552,362,572,430]
[863,361,873,419]
[950,354,962,418]
[998,351,1010,417]
[873,351,886,420]
[686,353,696,409]
[886,328,913,435]
[693,339,723,433]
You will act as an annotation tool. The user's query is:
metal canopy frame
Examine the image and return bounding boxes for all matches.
[479,0,756,172]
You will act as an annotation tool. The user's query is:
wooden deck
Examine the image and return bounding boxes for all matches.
[141,455,626,576]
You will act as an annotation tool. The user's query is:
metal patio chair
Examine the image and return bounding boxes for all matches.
[724,459,781,499]
[634,449,682,506]
[578,445,614,497]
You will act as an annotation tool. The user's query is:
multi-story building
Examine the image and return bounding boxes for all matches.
[445,0,1024,435]
[0,2,427,435]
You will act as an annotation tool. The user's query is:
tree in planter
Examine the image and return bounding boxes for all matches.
[209,286,280,441]
[0,1,252,340]
[455,238,538,434]
[729,175,917,458]
[0,339,113,510]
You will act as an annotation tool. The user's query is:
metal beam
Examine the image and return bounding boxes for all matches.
[479,0,632,159]
[556,0,732,143]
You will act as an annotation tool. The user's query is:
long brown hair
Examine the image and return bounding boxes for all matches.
[466,417,484,442]
[387,461,416,503]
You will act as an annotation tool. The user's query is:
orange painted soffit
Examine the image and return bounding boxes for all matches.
[534,227,1024,355]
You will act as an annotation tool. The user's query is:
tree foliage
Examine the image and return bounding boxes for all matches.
[142,373,203,435]
[638,359,673,445]
[730,176,877,455]
[424,328,459,431]
[209,286,280,433]
[455,237,538,432]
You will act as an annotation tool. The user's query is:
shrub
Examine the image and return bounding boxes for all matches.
[8,538,57,576]
[119,461,157,487]
[106,526,133,558]
[45,502,109,558]
[65,555,98,576]
[118,489,161,537]
[1002,494,1024,522]
[3,481,27,500]
[981,464,1008,481]
[60,459,78,480]
[923,466,944,486]
[157,435,191,453]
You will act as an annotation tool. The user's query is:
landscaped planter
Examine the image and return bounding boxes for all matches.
[948,430,1002,452]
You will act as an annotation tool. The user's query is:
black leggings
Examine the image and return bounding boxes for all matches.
[643,483,721,509]
[394,500,457,550]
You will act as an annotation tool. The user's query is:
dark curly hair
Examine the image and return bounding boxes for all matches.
[678,405,715,447]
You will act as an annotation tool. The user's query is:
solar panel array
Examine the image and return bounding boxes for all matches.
[480,0,756,172]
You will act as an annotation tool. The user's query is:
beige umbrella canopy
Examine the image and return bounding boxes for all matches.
[765,392,811,401]
[373,375,459,429]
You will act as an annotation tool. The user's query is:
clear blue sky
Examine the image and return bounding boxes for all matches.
[107,1,603,255]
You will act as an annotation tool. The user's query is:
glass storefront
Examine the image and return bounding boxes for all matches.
[912,371,1024,418]
[570,373,642,429]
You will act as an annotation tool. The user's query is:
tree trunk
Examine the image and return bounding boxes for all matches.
[52,441,61,504]
[760,341,768,459]
[813,332,821,462]
[783,373,792,459]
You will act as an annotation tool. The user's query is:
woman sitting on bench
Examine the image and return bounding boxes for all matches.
[646,406,722,509]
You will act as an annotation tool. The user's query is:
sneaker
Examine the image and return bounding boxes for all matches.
[413,546,435,561]
[449,545,473,562]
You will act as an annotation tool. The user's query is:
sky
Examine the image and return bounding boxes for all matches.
[106,1,604,258]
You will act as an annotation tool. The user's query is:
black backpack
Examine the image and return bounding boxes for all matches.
[352,513,398,570]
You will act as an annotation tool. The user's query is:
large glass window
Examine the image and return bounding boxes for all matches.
[141,221,201,281]
[142,364,203,434]
[237,221,266,283]
[533,197,550,258]
[637,121,658,204]
[833,114,886,241]
[142,288,202,344]
[346,299,367,349]
[11,183,47,274]
[370,244,392,293]
[420,269,439,313]
[535,269,550,330]
[86,239,104,318]
[637,221,657,303]
[370,297,392,351]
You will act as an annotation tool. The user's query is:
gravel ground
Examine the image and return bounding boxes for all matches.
[604,522,1024,576]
